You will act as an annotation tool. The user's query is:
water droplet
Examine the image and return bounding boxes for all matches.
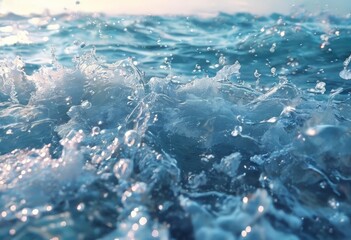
[91,126,100,136]
[270,43,276,53]
[271,67,276,75]
[236,115,244,123]
[9,229,16,235]
[266,117,278,123]
[254,69,261,78]
[152,230,159,238]
[308,81,326,94]
[77,202,85,212]
[328,198,339,209]
[21,208,28,215]
[6,129,13,135]
[139,217,148,226]
[124,130,140,147]
[258,205,264,212]
[113,158,133,180]
[32,209,39,216]
[81,100,91,109]
[1,211,7,218]
[132,223,139,231]
[231,126,242,137]
[320,181,327,189]
[316,82,326,93]
[219,55,227,65]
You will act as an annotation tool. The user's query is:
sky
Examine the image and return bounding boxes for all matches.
[0,0,350,16]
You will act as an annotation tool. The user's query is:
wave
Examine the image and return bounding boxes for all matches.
[1,12,351,239]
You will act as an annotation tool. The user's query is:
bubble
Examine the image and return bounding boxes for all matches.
[124,130,140,147]
[113,158,134,180]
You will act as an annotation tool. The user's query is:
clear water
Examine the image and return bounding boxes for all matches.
[0,11,351,240]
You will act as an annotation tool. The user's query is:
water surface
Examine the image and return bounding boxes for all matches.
[0,11,351,240]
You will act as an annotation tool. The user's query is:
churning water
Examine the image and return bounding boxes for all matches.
[1,10,351,240]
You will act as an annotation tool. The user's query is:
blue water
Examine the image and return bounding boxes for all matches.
[1,11,351,240]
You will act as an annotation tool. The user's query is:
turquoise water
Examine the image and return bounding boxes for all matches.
[0,11,351,239]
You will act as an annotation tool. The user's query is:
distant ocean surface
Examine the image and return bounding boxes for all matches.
[1,10,351,240]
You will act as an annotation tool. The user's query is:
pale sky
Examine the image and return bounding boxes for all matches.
[0,0,350,16]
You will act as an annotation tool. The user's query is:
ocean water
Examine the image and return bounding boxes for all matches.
[0,10,351,240]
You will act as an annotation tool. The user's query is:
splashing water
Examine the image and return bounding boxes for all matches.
[0,11,351,240]
[340,54,351,80]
